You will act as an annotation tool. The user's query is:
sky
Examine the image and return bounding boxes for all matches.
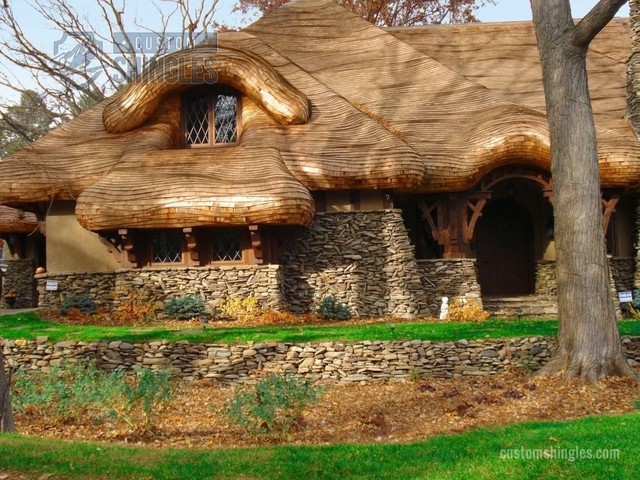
[478,0,629,22]
[0,0,632,102]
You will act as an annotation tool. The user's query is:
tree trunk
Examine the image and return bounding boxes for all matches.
[531,0,635,381]
[0,348,15,432]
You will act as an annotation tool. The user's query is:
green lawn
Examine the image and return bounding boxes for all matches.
[0,413,637,479]
[2,312,640,344]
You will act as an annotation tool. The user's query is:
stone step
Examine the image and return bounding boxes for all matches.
[483,295,558,318]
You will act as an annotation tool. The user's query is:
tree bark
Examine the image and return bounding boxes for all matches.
[530,0,635,381]
[0,348,15,432]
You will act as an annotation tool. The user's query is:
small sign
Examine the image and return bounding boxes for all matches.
[618,290,633,303]
[45,280,59,291]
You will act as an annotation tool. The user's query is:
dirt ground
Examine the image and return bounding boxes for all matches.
[15,370,640,449]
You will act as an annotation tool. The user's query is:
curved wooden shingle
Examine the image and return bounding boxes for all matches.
[0,206,39,234]
[102,45,311,133]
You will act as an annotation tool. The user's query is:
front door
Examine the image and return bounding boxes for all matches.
[476,199,534,296]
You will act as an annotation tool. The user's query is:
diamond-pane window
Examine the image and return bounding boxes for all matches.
[185,95,210,145]
[215,94,237,143]
[184,89,239,146]
[153,233,183,263]
[213,232,242,262]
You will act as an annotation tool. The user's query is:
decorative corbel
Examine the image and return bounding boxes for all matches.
[183,227,200,266]
[118,229,137,267]
[249,225,263,265]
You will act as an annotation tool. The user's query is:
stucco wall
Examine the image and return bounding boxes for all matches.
[46,201,120,274]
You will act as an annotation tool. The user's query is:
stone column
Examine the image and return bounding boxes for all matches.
[0,259,35,308]
[629,0,640,134]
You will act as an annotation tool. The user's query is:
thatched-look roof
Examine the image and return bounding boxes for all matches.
[0,206,38,234]
[0,0,638,231]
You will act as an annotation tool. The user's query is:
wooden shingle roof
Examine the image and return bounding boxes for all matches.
[0,0,638,230]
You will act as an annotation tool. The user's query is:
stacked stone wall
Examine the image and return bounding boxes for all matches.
[279,210,427,317]
[0,259,36,308]
[4,336,640,383]
[416,259,482,313]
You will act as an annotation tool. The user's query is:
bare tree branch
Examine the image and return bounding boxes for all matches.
[572,0,628,48]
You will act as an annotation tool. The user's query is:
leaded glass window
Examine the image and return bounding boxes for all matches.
[212,232,242,262]
[185,95,210,145]
[215,94,238,143]
[153,232,183,263]
[184,89,238,146]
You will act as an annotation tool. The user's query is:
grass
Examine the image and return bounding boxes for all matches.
[0,413,637,479]
[2,312,640,345]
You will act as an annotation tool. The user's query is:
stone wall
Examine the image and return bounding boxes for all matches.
[635,200,640,290]
[534,261,556,296]
[536,256,635,302]
[610,257,636,292]
[36,265,283,313]
[0,259,36,308]
[628,0,640,134]
[4,336,640,383]
[416,259,482,313]
[279,210,427,318]
[35,271,115,311]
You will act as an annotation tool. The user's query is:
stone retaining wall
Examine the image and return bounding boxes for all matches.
[4,336,640,383]
[417,259,482,313]
[279,210,427,318]
[36,265,283,313]
[0,259,36,308]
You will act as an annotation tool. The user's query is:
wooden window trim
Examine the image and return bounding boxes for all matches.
[147,230,187,267]
[182,86,242,148]
[206,228,250,265]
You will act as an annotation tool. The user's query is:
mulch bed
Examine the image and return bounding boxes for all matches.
[15,370,640,449]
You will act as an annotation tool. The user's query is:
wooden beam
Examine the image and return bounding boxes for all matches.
[183,227,200,266]
[249,225,263,265]
[463,195,489,242]
[601,195,619,235]
[118,229,137,267]
[418,200,442,243]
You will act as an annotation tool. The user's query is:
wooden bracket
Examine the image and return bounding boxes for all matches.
[118,229,137,267]
[418,200,442,243]
[183,227,200,266]
[249,225,263,264]
[601,195,619,235]
[463,194,490,242]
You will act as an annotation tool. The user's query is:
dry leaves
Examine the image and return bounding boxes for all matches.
[14,371,640,448]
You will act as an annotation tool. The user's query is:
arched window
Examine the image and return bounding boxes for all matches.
[183,88,239,146]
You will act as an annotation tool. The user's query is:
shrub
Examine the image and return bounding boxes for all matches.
[217,297,261,321]
[104,367,173,430]
[12,360,120,422]
[60,294,96,315]
[12,361,174,431]
[315,296,352,320]
[112,289,157,324]
[222,373,322,439]
[446,297,490,322]
[164,295,205,320]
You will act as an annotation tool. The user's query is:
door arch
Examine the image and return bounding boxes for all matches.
[476,199,534,296]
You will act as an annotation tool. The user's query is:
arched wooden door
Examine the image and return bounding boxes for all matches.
[476,199,534,296]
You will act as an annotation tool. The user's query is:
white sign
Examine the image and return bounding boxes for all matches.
[45,280,59,291]
[618,290,633,303]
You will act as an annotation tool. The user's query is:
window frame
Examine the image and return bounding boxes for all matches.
[182,86,241,148]
[148,230,186,267]
[204,228,250,265]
